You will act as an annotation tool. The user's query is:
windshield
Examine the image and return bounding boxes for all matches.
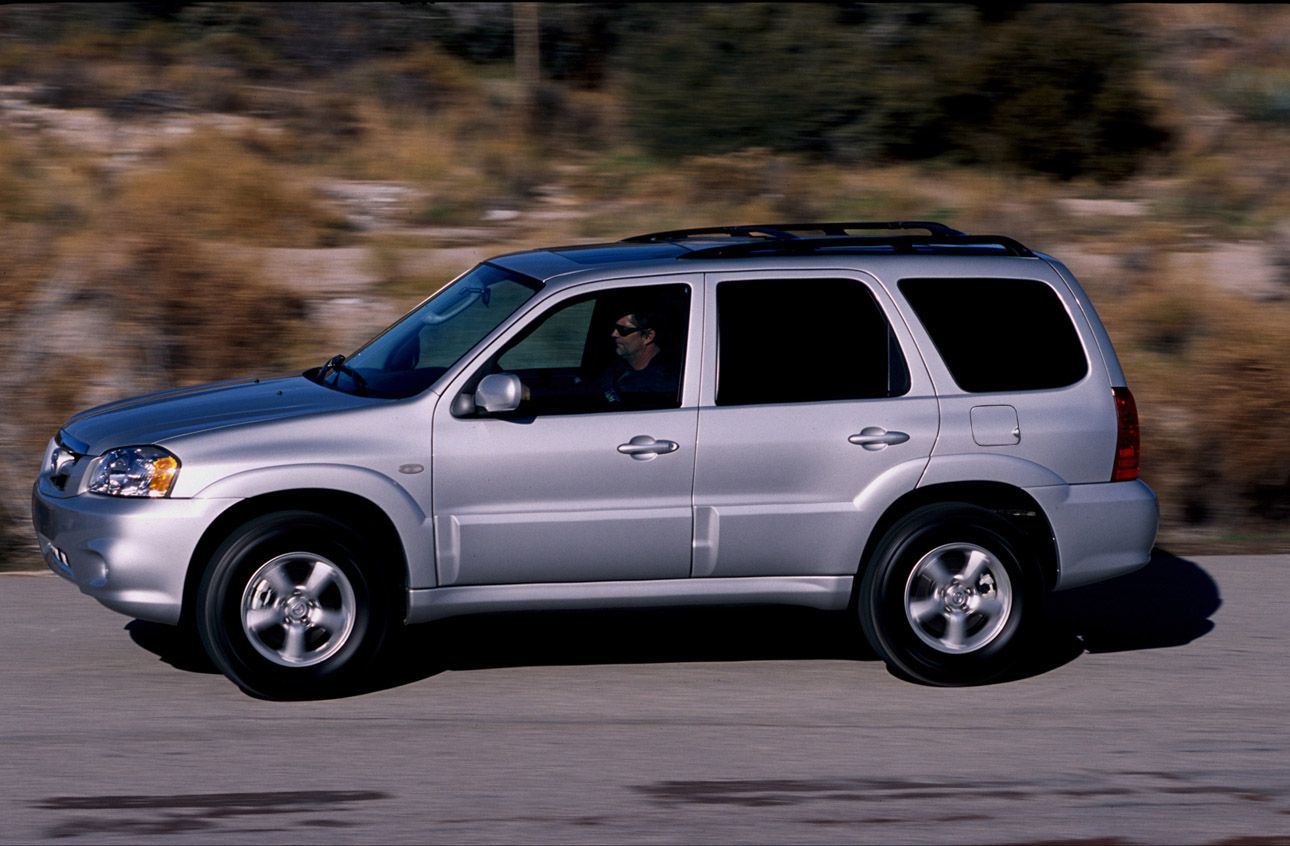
[309,262,541,398]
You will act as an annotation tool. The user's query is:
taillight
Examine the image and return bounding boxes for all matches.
[1111,387,1140,482]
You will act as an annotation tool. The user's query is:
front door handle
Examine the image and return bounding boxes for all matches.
[617,435,680,461]
[848,427,910,451]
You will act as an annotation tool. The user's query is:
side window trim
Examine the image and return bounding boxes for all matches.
[449,277,698,418]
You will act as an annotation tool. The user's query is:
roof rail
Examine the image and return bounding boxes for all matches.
[622,220,964,243]
[675,234,1035,260]
[622,225,797,243]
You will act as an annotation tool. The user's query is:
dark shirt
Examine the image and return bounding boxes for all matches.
[600,356,677,408]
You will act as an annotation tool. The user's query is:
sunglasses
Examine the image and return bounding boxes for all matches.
[611,323,642,336]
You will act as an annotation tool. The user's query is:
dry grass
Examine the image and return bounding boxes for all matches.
[112,130,352,247]
[1099,271,1290,542]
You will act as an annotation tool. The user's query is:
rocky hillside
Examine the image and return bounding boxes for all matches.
[2,4,1288,566]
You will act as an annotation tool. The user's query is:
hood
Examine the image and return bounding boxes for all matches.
[62,375,376,454]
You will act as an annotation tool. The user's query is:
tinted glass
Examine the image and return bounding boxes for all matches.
[898,277,1088,392]
[315,263,540,398]
[716,278,910,406]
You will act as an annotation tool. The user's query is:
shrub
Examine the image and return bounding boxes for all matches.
[1105,277,1290,533]
[621,4,1168,181]
[342,45,482,114]
[94,232,313,386]
[1219,68,1290,125]
[114,130,351,246]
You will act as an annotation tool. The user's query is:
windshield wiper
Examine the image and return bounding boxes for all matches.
[317,354,368,393]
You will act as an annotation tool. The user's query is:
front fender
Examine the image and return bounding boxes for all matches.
[193,464,435,588]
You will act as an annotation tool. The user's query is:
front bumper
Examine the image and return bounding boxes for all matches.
[1029,479,1159,590]
[32,481,237,625]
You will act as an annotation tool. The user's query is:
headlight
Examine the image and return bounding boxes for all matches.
[87,446,181,498]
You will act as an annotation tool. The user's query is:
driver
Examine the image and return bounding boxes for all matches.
[600,310,676,405]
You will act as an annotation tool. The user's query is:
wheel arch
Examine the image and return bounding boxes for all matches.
[182,489,410,627]
[857,481,1059,596]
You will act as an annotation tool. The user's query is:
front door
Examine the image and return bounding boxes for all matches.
[431,278,699,586]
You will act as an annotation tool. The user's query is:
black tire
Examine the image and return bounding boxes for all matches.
[196,511,394,699]
[859,503,1037,686]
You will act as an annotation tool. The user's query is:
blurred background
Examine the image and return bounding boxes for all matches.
[1,2,1287,567]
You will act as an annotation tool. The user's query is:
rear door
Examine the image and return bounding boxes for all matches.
[692,270,939,578]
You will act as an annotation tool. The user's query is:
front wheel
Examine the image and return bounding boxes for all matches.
[196,511,393,699]
[859,504,1037,685]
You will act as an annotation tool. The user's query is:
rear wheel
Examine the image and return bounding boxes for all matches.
[196,511,393,699]
[859,503,1036,685]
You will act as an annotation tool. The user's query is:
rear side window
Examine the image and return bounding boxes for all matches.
[898,277,1087,392]
[717,278,910,406]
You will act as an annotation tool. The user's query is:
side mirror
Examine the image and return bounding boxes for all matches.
[474,373,523,414]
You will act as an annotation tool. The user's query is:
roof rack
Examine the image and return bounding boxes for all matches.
[622,220,965,243]
[675,234,1035,260]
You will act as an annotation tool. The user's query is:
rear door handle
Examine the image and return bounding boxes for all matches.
[617,435,680,460]
[848,427,910,451]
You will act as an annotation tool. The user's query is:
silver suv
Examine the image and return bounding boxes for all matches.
[32,222,1158,697]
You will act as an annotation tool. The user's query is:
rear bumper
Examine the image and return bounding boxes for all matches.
[32,481,237,625]
[1028,479,1159,590]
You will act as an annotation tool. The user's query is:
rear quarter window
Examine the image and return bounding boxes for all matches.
[898,277,1088,392]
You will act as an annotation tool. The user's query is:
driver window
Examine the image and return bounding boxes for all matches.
[484,283,689,416]
[498,300,595,371]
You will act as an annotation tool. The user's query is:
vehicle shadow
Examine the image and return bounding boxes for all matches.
[371,604,874,693]
[122,604,876,692]
[374,547,1222,692]
[1055,547,1221,651]
[1007,547,1221,682]
[123,548,1221,694]
[125,620,219,675]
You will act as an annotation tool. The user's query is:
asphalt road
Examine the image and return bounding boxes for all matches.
[1,550,1287,845]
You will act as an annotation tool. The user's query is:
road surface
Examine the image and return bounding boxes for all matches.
[1,551,1286,844]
